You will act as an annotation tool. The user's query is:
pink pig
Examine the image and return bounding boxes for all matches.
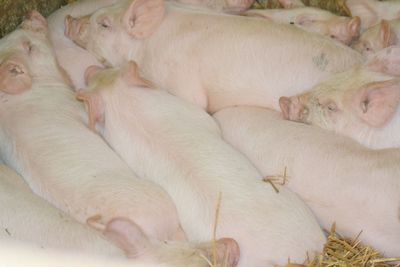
[352,19,400,57]
[279,51,400,149]
[346,0,400,31]
[213,106,400,257]
[243,7,361,45]
[64,0,362,113]
[0,12,239,267]
[76,61,326,267]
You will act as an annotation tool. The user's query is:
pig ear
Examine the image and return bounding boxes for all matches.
[0,58,32,94]
[122,61,153,88]
[104,218,152,258]
[122,0,165,39]
[22,10,48,33]
[366,46,400,76]
[84,65,105,85]
[379,20,395,48]
[353,80,400,128]
[76,90,104,131]
[348,16,361,37]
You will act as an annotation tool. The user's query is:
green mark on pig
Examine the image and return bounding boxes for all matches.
[312,53,329,71]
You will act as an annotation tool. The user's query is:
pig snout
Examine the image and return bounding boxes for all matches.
[212,238,240,267]
[279,96,309,122]
[64,15,90,49]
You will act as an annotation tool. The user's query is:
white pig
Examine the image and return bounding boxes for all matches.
[352,19,400,57]
[213,106,400,257]
[48,0,120,90]
[279,59,400,149]
[77,61,326,267]
[0,164,235,267]
[346,0,400,31]
[169,0,255,13]
[64,0,363,113]
[0,9,203,258]
[243,7,361,45]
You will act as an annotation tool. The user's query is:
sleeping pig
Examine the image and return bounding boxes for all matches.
[243,7,360,45]
[279,48,400,149]
[76,61,326,267]
[213,106,400,257]
[65,0,362,113]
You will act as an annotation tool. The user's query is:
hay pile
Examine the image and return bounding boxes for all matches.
[286,225,400,267]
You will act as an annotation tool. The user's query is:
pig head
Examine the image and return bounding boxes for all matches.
[279,66,400,149]
[65,0,165,66]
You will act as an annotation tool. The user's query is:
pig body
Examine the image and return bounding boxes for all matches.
[346,0,400,31]
[213,107,400,257]
[279,66,400,149]
[352,19,400,56]
[48,0,119,89]
[0,12,184,252]
[66,0,363,113]
[80,62,326,267]
[243,7,360,45]
[0,164,123,257]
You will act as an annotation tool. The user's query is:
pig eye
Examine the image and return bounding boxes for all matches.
[325,101,338,112]
[22,41,34,53]
[330,35,336,39]
[98,18,112,30]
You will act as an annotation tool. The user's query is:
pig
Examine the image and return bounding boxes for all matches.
[279,56,400,149]
[213,106,400,257]
[169,0,255,13]
[77,61,326,267]
[64,0,363,113]
[48,0,120,90]
[0,11,241,266]
[352,19,400,57]
[0,165,237,267]
[243,7,361,45]
[279,0,305,9]
[346,0,400,31]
